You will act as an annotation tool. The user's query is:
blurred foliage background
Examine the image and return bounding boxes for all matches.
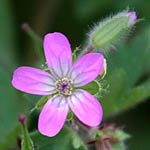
[0,0,150,150]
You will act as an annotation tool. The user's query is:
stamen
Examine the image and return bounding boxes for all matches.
[55,78,73,96]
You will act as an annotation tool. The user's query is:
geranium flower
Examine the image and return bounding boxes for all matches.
[12,32,104,137]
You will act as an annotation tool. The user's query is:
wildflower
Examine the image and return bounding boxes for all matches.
[12,32,104,137]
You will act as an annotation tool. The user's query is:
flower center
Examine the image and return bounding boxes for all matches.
[55,78,73,96]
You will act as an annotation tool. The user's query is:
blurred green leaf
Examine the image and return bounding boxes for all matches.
[31,126,76,150]
[0,0,28,141]
[110,25,150,88]
[0,67,27,141]
[116,84,150,114]
[100,69,127,117]
[0,125,21,150]
[22,126,34,150]
[79,80,100,95]
[111,142,126,150]
[142,79,150,92]
[100,68,150,117]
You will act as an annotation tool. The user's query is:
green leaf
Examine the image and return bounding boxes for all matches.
[142,79,150,93]
[34,95,53,111]
[100,69,128,117]
[100,26,150,118]
[31,126,73,150]
[100,69,150,117]
[110,26,150,88]
[30,126,87,150]
[22,126,34,150]
[116,85,150,114]
[79,80,100,95]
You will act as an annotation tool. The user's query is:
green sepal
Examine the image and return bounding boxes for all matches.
[33,94,54,111]
[73,47,80,62]
[72,133,87,150]
[21,126,34,150]
[113,130,130,141]
[44,68,51,74]
[67,109,74,121]
[79,80,101,95]
[72,53,77,63]
[92,130,103,140]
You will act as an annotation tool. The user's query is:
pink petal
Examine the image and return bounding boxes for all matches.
[44,32,72,79]
[69,89,103,126]
[12,67,56,95]
[125,12,137,25]
[69,53,104,87]
[38,95,68,137]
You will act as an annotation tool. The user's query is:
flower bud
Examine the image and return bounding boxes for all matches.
[90,11,137,49]
[18,114,26,127]
[21,23,43,57]
[21,23,30,31]
[125,12,137,25]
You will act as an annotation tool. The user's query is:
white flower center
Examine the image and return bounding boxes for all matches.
[55,78,73,96]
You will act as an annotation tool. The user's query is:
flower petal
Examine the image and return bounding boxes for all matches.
[12,67,56,95]
[69,53,104,87]
[69,89,103,126]
[44,32,72,79]
[38,95,68,137]
[125,12,137,25]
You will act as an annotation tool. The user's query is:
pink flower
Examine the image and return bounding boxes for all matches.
[12,32,104,137]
